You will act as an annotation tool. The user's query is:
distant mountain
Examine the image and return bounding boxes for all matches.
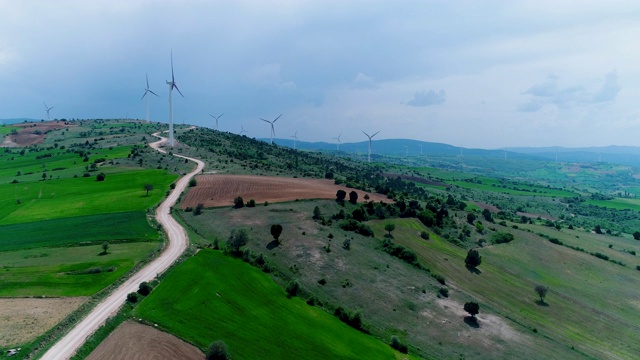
[0,118,39,125]
[507,145,640,166]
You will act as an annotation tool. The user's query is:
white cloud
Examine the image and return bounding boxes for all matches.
[406,89,446,107]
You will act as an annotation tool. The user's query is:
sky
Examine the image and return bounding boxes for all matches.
[1,0,640,149]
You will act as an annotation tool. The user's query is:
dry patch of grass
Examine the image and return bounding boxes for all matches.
[0,297,86,347]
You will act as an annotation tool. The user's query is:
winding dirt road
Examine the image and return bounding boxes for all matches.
[40,133,204,360]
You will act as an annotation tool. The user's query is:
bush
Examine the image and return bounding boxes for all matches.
[492,232,514,244]
[126,292,138,303]
[333,307,365,331]
[233,196,244,209]
[342,239,351,250]
[194,203,204,215]
[420,231,430,240]
[465,249,482,269]
[227,229,249,253]
[438,287,449,298]
[349,190,358,204]
[336,189,346,201]
[207,340,231,360]
[188,178,197,187]
[389,336,408,354]
[137,282,153,296]
[285,280,300,297]
[247,199,256,207]
[96,172,106,181]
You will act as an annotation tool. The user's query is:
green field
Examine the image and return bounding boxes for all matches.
[586,197,640,211]
[0,169,176,225]
[0,211,156,252]
[0,242,159,296]
[369,218,640,359]
[135,250,412,360]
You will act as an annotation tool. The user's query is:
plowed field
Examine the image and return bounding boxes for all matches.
[181,175,389,208]
[86,321,203,360]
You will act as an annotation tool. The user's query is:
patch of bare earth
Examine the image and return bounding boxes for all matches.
[472,201,500,213]
[86,321,204,360]
[0,297,86,346]
[1,122,71,147]
[180,174,389,208]
[517,211,557,221]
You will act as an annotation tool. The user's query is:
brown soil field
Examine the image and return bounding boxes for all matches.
[517,211,557,221]
[381,172,448,187]
[471,201,500,213]
[180,174,390,208]
[86,321,204,360]
[1,122,70,147]
[0,297,86,346]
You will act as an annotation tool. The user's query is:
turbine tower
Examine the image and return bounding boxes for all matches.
[260,114,281,145]
[43,101,54,120]
[362,130,380,163]
[141,74,159,123]
[209,113,223,131]
[418,144,423,155]
[166,51,184,147]
[404,145,408,157]
[240,124,248,135]
[333,133,342,152]
[291,131,299,150]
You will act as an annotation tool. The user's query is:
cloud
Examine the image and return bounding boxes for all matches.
[352,72,375,88]
[245,63,296,90]
[592,70,620,102]
[406,89,446,107]
[518,71,620,112]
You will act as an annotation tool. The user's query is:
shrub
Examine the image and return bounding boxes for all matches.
[492,232,514,244]
[420,231,429,240]
[342,239,351,250]
[285,280,300,297]
[336,189,346,201]
[188,178,197,187]
[233,196,244,209]
[465,249,482,269]
[389,336,408,354]
[194,203,204,215]
[247,199,256,207]
[438,287,449,298]
[126,292,138,303]
[96,172,106,181]
[227,229,249,253]
[207,340,231,360]
[137,282,152,296]
[349,190,358,204]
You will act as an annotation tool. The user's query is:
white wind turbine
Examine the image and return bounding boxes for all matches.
[210,113,223,131]
[166,51,184,147]
[418,144,423,155]
[404,145,408,157]
[240,124,248,135]
[333,133,342,152]
[260,114,281,145]
[43,101,54,120]
[362,130,380,163]
[141,74,159,123]
[291,131,299,150]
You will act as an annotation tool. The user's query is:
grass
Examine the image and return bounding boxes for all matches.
[0,242,160,296]
[585,197,640,211]
[370,218,640,359]
[135,249,412,360]
[0,211,157,252]
[0,169,176,225]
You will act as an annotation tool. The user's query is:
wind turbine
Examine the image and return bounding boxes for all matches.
[43,101,54,120]
[166,51,184,147]
[404,145,408,157]
[260,114,281,145]
[291,131,299,150]
[333,133,342,152]
[141,74,159,123]
[362,130,380,163]
[418,144,423,155]
[240,124,248,135]
[209,113,223,131]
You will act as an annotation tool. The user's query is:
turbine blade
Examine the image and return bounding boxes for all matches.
[146,73,150,89]
[149,90,159,97]
[171,50,175,82]
[273,114,282,123]
[362,130,370,138]
[209,114,215,118]
[271,124,276,137]
[173,84,184,97]
[141,91,148,100]
[260,118,271,123]
[218,113,224,119]
[43,101,48,109]
[372,131,380,137]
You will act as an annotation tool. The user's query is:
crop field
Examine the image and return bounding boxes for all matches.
[0,169,176,225]
[0,211,156,251]
[0,297,86,347]
[86,321,204,360]
[370,218,640,359]
[180,174,389,208]
[0,242,160,296]
[585,197,640,211]
[135,250,412,360]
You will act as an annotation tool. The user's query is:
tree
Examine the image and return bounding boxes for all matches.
[349,190,358,204]
[207,340,231,360]
[482,208,493,222]
[633,231,640,240]
[336,189,347,202]
[534,285,548,303]
[467,212,476,224]
[312,206,322,220]
[594,225,603,234]
[285,280,300,297]
[389,336,408,354]
[227,229,249,252]
[233,196,244,209]
[271,224,283,242]
[143,184,154,197]
[126,292,138,303]
[384,223,396,237]
[464,301,480,318]
[138,281,152,296]
[101,242,109,255]
[96,172,106,181]
[188,178,197,187]
[465,249,482,268]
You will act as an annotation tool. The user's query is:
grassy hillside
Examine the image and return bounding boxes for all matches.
[135,249,413,360]
[371,218,640,359]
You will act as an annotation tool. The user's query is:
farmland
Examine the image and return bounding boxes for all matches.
[135,249,413,360]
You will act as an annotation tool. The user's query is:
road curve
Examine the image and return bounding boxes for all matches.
[40,132,204,360]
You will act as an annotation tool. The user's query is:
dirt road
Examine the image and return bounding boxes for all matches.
[40,132,204,360]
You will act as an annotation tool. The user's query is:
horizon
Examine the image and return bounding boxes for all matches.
[1,1,639,148]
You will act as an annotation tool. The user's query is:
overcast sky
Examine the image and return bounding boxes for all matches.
[1,1,639,148]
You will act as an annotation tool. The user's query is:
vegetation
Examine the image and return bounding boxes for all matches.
[207,340,231,360]
[534,285,548,303]
[464,301,480,318]
[465,249,482,269]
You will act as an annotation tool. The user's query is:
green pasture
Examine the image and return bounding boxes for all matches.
[369,218,640,359]
[0,211,157,252]
[0,125,18,135]
[135,250,412,360]
[0,169,176,225]
[585,197,640,211]
[0,242,159,296]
